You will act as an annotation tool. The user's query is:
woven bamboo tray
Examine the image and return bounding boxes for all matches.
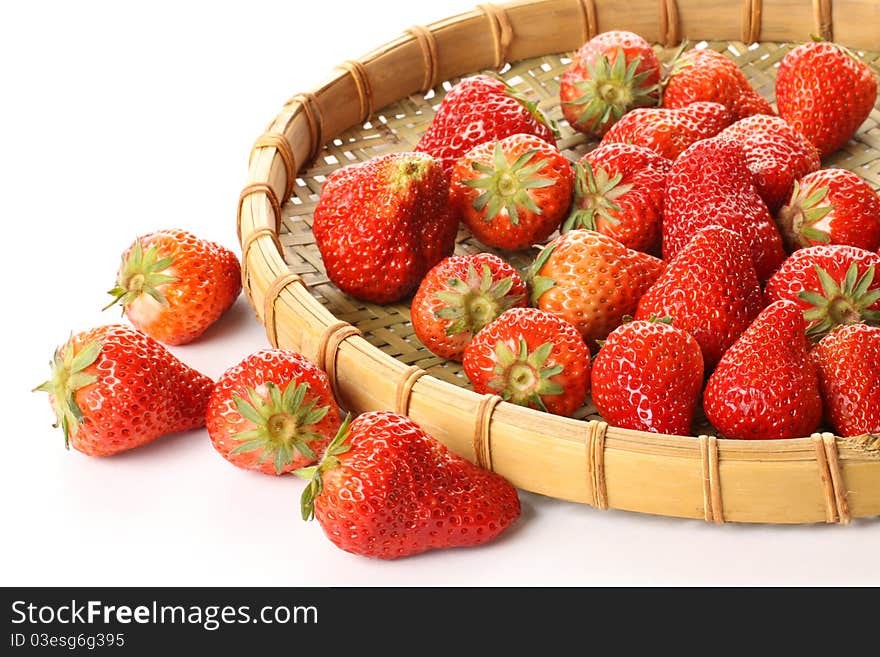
[237,0,880,524]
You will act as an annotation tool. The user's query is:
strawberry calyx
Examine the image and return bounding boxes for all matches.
[568,48,658,128]
[527,241,559,305]
[389,154,432,191]
[799,262,880,340]
[462,142,554,226]
[563,162,634,232]
[494,75,561,138]
[230,381,331,474]
[776,180,834,249]
[34,337,102,448]
[296,413,354,521]
[433,263,523,336]
[659,40,690,92]
[104,238,178,311]
[487,339,564,412]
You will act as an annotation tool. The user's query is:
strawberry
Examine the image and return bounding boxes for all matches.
[599,101,732,160]
[813,324,880,436]
[410,253,527,361]
[776,169,880,252]
[450,134,574,250]
[662,47,774,121]
[559,30,661,136]
[663,135,786,281]
[764,244,880,340]
[565,142,671,254]
[206,349,341,476]
[105,229,241,346]
[35,324,213,456]
[462,307,590,417]
[776,39,878,158]
[591,318,704,435]
[529,230,664,347]
[636,226,765,370]
[703,300,822,440]
[719,114,821,213]
[298,411,521,559]
[415,74,557,175]
[313,152,458,304]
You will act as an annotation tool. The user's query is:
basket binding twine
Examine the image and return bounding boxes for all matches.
[237,0,880,525]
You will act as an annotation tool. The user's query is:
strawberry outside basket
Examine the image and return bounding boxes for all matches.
[236,0,880,524]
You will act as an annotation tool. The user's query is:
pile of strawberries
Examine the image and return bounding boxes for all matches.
[314,32,880,443]
[37,31,879,560]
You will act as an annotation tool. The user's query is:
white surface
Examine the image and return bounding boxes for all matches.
[2,0,878,587]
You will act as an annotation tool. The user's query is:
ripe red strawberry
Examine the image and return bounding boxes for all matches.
[105,229,241,346]
[636,226,765,370]
[591,318,704,435]
[313,152,458,304]
[764,244,880,340]
[599,101,732,160]
[529,230,664,347]
[298,411,521,559]
[410,253,527,361]
[776,169,880,252]
[662,48,774,121]
[35,324,213,456]
[663,135,786,280]
[813,324,880,436]
[703,300,822,440]
[450,134,574,250]
[776,39,878,158]
[206,349,341,476]
[559,30,661,136]
[719,114,821,213]
[415,74,557,175]
[565,142,671,254]
[462,307,590,417]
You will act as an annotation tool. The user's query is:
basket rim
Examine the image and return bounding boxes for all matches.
[237,0,880,525]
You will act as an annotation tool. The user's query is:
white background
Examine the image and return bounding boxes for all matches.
[2,0,878,587]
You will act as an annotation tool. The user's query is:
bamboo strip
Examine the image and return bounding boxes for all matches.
[251,133,297,201]
[396,365,427,416]
[474,394,502,471]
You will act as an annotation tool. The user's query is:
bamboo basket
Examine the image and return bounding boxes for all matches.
[237,0,880,524]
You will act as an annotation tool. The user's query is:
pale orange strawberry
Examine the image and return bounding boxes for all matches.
[529,230,664,348]
[106,229,241,345]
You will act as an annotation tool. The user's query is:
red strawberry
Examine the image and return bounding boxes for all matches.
[703,300,822,440]
[764,244,880,340]
[591,318,704,435]
[105,229,241,345]
[298,411,521,559]
[313,152,458,304]
[205,349,341,476]
[719,114,821,213]
[663,135,786,280]
[415,74,557,175]
[566,142,671,254]
[450,134,574,250]
[35,324,213,456]
[529,230,664,347]
[636,226,765,370]
[776,169,880,252]
[599,101,732,160]
[776,39,878,158]
[662,48,774,121]
[559,30,661,136]
[462,307,590,417]
[410,253,527,361]
[813,324,880,436]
